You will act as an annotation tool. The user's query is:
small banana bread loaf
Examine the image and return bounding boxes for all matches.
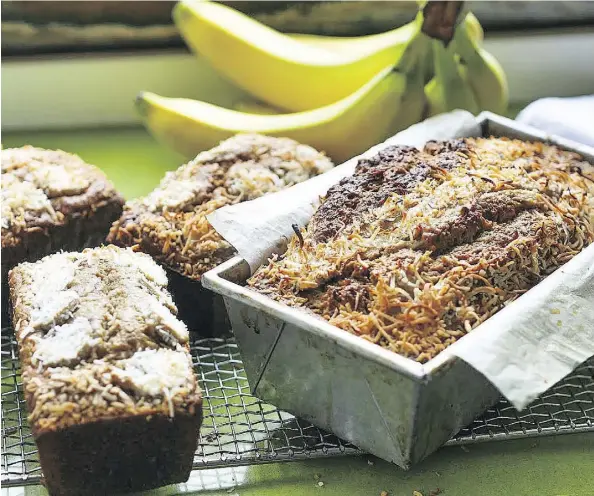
[2,146,124,316]
[248,137,594,363]
[108,133,333,331]
[9,246,202,496]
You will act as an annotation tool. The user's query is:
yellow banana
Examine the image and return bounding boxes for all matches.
[173,0,419,112]
[232,100,280,115]
[288,33,408,57]
[137,31,429,164]
[452,13,508,114]
[424,39,479,117]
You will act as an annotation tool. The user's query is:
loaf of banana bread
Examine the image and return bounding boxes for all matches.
[9,246,202,496]
[2,146,124,316]
[108,133,333,331]
[248,137,594,363]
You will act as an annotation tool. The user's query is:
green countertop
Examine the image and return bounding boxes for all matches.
[3,127,184,200]
[2,126,593,496]
[3,435,594,496]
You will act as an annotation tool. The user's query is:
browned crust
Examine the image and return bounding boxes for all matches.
[310,141,466,243]
[164,267,231,335]
[108,134,333,281]
[1,197,123,281]
[36,408,202,496]
[249,137,594,363]
[8,247,202,434]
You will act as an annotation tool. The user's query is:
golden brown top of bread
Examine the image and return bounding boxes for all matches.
[248,137,594,362]
[108,133,333,280]
[1,146,123,247]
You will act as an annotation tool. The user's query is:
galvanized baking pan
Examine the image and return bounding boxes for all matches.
[202,112,594,469]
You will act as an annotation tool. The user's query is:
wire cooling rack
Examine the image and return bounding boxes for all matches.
[2,326,593,487]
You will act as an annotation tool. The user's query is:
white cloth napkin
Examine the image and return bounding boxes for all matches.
[516,95,594,147]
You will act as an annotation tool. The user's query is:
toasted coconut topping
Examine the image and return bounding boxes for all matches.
[111,349,194,417]
[248,137,594,363]
[10,246,199,430]
[108,134,333,280]
[1,145,122,246]
[31,317,98,368]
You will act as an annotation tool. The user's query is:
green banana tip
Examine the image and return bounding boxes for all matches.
[135,92,152,118]
[172,0,198,24]
[172,1,187,23]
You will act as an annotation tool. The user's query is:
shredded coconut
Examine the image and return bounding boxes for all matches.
[31,317,98,367]
[108,134,333,280]
[10,246,199,428]
[249,137,594,362]
[111,349,194,416]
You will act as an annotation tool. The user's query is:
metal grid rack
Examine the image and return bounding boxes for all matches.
[2,327,593,487]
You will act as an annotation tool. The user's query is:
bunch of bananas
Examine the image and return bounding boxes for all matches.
[138,0,507,163]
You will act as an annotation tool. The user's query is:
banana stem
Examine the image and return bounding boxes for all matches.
[422,1,464,45]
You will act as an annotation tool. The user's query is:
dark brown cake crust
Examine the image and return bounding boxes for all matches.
[36,412,202,496]
[1,146,124,318]
[310,142,465,243]
[164,268,231,336]
[9,246,203,495]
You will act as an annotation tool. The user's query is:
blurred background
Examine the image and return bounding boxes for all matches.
[3,1,594,55]
[2,0,594,198]
[3,1,594,133]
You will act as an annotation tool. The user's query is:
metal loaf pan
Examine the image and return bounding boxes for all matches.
[202,112,594,468]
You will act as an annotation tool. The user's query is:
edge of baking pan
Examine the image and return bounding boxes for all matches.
[204,111,594,381]
[477,111,594,161]
[203,256,426,382]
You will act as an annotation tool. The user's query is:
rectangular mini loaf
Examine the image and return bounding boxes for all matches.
[108,134,334,331]
[248,137,594,363]
[9,245,202,496]
[1,146,124,317]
